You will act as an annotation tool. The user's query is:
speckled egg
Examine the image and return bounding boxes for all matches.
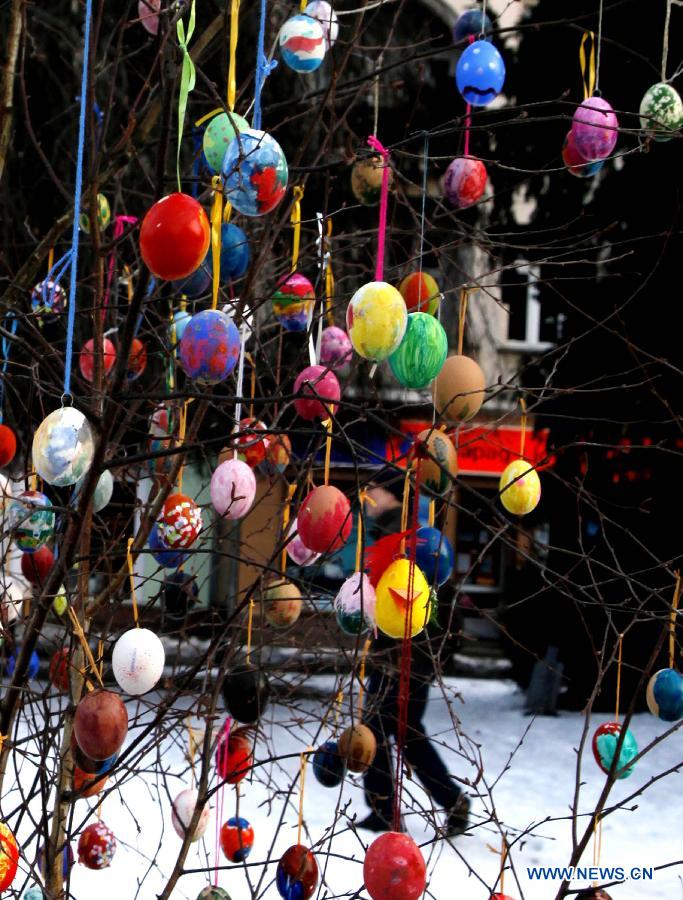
[179,309,240,384]
[203,111,250,173]
[158,492,203,549]
[77,821,117,869]
[639,82,683,140]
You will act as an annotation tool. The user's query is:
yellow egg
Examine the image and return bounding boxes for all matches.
[374,558,430,638]
[499,458,541,515]
[345,281,407,361]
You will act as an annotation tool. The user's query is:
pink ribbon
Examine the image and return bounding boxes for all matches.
[214,716,232,886]
[102,215,138,319]
[367,135,391,282]
[463,36,475,159]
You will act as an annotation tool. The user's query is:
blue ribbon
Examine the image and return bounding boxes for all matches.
[253,0,277,131]
[0,313,19,423]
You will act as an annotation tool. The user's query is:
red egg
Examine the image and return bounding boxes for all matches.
[158,492,203,549]
[233,417,269,468]
[220,816,254,863]
[73,689,128,761]
[140,193,210,281]
[297,485,351,554]
[21,545,54,585]
[0,823,19,891]
[78,821,117,869]
[276,844,318,900]
[0,423,17,466]
[127,337,148,381]
[215,724,253,784]
[364,832,426,900]
[79,338,117,383]
[491,895,517,900]
[293,365,340,421]
[49,648,70,693]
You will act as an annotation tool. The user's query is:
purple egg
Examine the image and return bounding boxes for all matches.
[571,97,618,162]
[320,326,353,369]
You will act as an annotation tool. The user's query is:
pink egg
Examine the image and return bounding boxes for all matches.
[210,459,256,519]
[138,0,161,35]
[320,326,353,369]
[443,157,487,209]
[286,518,321,566]
[171,787,211,841]
[571,97,618,161]
[293,365,340,421]
[298,485,352,554]
[335,572,376,622]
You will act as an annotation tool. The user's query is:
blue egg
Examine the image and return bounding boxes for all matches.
[456,39,505,106]
[453,9,492,43]
[312,740,346,787]
[222,128,288,217]
[7,648,40,679]
[220,223,250,281]
[179,309,241,384]
[415,526,454,586]
[149,523,190,569]
[646,668,683,721]
[172,251,211,297]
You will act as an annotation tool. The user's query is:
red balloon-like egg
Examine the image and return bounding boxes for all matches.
[73,689,128,761]
[140,192,211,281]
[78,337,117,383]
[21,545,55,585]
[297,485,351,554]
[293,365,340,421]
[364,832,426,900]
[0,423,17,466]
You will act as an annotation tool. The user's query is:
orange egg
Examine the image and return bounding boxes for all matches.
[338,724,377,773]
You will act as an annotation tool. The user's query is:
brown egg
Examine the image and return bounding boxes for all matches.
[73,767,109,798]
[432,354,486,422]
[351,156,394,206]
[338,724,377,773]
[73,690,128,761]
[413,428,458,495]
[263,578,303,629]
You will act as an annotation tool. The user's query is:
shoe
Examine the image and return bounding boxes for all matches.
[356,811,394,833]
[446,794,470,836]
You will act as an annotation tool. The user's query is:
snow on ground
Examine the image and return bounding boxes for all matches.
[5,677,683,899]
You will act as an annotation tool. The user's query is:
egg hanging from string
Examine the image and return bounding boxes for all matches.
[112,627,165,695]
[453,8,493,43]
[203,111,250,174]
[286,518,321,566]
[351,156,394,206]
[320,325,353,369]
[646,668,683,721]
[346,282,407,361]
[31,279,67,323]
[171,788,211,841]
[592,721,638,778]
[398,272,440,316]
[639,82,683,141]
[276,845,319,900]
[140,192,210,281]
[210,458,256,519]
[37,841,75,882]
[149,523,190,569]
[79,193,111,234]
[374,558,430,638]
[127,337,148,381]
[73,766,109,798]
[364,832,426,900]
[433,354,486,422]
[0,823,19,891]
[77,822,117,870]
[137,0,161,35]
[0,423,17,466]
[220,222,250,281]
[179,309,240,384]
[264,578,303,629]
[415,525,454,586]
[338,724,377,773]
[571,97,619,161]
[334,572,376,634]
[293,365,340,420]
[389,312,447,389]
[220,816,254,863]
[78,337,117,383]
[73,689,128,761]
[222,665,271,723]
[272,272,315,331]
[196,889,231,900]
[499,459,541,516]
[456,40,505,106]
[413,428,458,496]
[215,724,253,784]
[312,739,346,787]
[279,14,326,72]
[32,406,95,486]
[304,1,339,49]
[233,417,269,467]
[158,492,203,549]
[160,570,198,622]
[297,485,352,554]
[443,157,487,208]
[562,130,605,178]
[223,129,288,217]
[8,490,54,552]
[49,648,70,693]
[21,546,54,585]
[575,891,613,900]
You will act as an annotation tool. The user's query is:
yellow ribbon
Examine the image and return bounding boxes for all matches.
[290,186,305,273]
[280,483,297,574]
[299,0,306,11]
[669,572,681,669]
[228,0,240,111]
[519,396,527,459]
[323,418,333,486]
[357,637,372,717]
[194,108,222,128]
[246,596,255,665]
[579,31,596,100]
[325,218,334,325]
[210,176,223,310]
[354,488,376,571]
[127,538,139,627]
[178,399,190,492]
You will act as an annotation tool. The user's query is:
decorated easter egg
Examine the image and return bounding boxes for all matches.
[203,111,250,173]
[576,891,612,899]
[571,97,618,161]
[221,816,254,863]
[0,823,19,890]
[592,721,638,778]
[499,459,541,516]
[223,129,288,216]
[158,493,203,549]
[375,558,430,638]
[215,724,253,784]
[140,193,210,280]
[197,888,231,900]
[234,417,269,467]
[8,490,54,551]
[398,272,440,316]
[264,578,302,628]
[562,130,605,178]
[443,156,487,208]
[52,584,68,616]
[72,737,119,777]
[74,690,128,761]
[490,895,517,900]
[138,0,161,35]
[263,432,292,473]
[75,468,114,514]
[639,82,683,140]
[364,832,426,900]
[222,665,270,723]
[23,887,46,900]
[456,40,505,106]
[415,526,454,585]
[179,309,240,384]
[338,724,377,773]
[161,571,199,622]
[171,788,211,841]
[73,766,109,798]
[149,523,190,569]
[279,14,325,73]
[313,739,346,787]
[433,354,486,422]
[32,406,95,486]
[276,845,319,900]
[77,821,117,869]
[346,282,407,361]
[414,428,458,495]
[172,259,211,299]
[0,424,17,466]
[210,458,256,519]
[272,272,315,332]
[112,627,165,695]
[79,193,111,234]
[334,572,376,634]
[293,365,340,420]
[21,546,54,584]
[304,0,339,49]
[78,337,117,383]
[320,326,353,368]
[298,485,352,553]
[31,279,67,322]
[389,312,447,389]
[220,222,250,281]
[646,668,683,721]
[286,518,321,566]
[36,841,74,881]
[127,337,148,380]
[453,9,492,42]
[351,156,394,206]
[49,648,70,693]
[6,647,40,679]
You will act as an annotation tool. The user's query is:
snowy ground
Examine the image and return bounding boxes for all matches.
[6,677,683,899]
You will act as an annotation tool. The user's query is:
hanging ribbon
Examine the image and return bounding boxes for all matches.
[457,288,470,356]
[579,31,596,100]
[463,36,474,157]
[67,607,104,688]
[228,0,240,110]
[615,633,623,722]
[210,176,224,310]
[280,483,297,574]
[325,219,334,325]
[176,0,197,192]
[290,186,305,273]
[178,399,190,493]
[102,215,138,320]
[233,322,250,427]
[366,136,391,282]
[127,538,140,627]
[669,572,681,669]
[246,596,255,665]
[323,418,333,486]
[356,637,372,718]
[519,396,527,459]
[253,0,278,132]
[297,748,313,845]
[0,313,18,423]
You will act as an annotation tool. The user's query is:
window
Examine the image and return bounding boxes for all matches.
[499,261,556,353]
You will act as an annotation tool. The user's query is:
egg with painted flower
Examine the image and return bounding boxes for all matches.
[279,14,326,73]
[32,406,95,487]
[223,129,288,217]
[77,821,117,869]
[346,282,407,361]
[179,309,240,384]
[272,272,315,332]
[639,82,683,141]
[158,492,203,549]
[499,458,541,516]
[375,558,430,639]
[456,39,505,106]
[389,312,447,389]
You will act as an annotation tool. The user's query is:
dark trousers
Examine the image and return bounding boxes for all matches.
[363,668,461,819]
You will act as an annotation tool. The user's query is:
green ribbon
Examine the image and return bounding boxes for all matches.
[176,0,197,191]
